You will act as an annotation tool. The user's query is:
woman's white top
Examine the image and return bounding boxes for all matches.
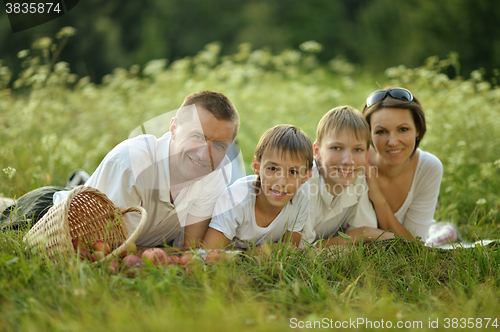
[393,149,443,240]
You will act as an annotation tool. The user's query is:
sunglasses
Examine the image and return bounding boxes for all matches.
[366,88,413,108]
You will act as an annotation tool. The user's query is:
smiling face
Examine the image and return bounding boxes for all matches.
[169,106,235,183]
[253,150,311,212]
[314,129,368,191]
[369,107,419,166]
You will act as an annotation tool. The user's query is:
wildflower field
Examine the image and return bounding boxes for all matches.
[0,34,499,331]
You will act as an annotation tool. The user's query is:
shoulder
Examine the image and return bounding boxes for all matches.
[417,149,443,176]
[104,134,167,165]
[217,175,255,206]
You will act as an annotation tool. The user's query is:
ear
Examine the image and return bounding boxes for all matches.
[252,157,260,175]
[170,118,178,139]
[313,142,321,162]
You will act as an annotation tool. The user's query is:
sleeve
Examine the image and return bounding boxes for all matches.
[188,157,232,218]
[402,153,443,241]
[345,179,378,232]
[86,159,144,236]
[287,181,310,233]
[208,186,242,240]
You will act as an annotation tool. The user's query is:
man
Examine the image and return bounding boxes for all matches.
[3,90,240,249]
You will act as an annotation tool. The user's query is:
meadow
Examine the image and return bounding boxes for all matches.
[0,33,499,330]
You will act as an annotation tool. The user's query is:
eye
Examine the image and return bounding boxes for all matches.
[193,134,204,140]
[375,130,386,135]
[354,148,365,152]
[399,127,409,132]
[330,146,340,151]
[290,169,298,175]
[267,166,277,171]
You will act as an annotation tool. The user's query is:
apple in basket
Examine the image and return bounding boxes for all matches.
[71,238,88,251]
[91,251,106,262]
[92,241,111,254]
[141,248,168,266]
[116,241,138,258]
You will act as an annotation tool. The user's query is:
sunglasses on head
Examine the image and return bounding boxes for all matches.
[366,88,414,108]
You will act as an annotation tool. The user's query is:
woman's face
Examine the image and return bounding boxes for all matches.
[370,107,419,166]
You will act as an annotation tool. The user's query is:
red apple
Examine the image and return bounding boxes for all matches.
[123,254,142,268]
[79,249,91,261]
[165,256,179,266]
[108,261,120,273]
[91,251,106,262]
[71,238,87,251]
[183,266,193,275]
[179,253,193,265]
[141,248,168,266]
[205,249,227,264]
[117,241,138,258]
[93,241,111,254]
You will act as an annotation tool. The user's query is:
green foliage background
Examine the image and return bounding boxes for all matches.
[1,0,499,82]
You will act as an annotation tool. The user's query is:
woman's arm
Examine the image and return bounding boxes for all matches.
[365,162,416,240]
[203,227,231,249]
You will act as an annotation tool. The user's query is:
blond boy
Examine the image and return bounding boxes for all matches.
[302,106,393,247]
[204,125,313,250]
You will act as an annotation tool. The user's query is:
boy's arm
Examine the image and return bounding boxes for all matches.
[183,214,211,248]
[279,230,302,247]
[203,227,231,249]
[316,227,394,247]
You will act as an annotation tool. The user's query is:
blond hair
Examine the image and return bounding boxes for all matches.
[315,105,370,148]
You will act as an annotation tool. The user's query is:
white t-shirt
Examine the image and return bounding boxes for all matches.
[301,163,378,245]
[209,175,309,249]
[393,149,443,240]
[55,133,232,247]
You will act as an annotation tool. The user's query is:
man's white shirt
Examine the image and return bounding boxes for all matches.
[55,133,232,247]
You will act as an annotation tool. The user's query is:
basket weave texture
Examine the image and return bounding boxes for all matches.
[23,186,147,261]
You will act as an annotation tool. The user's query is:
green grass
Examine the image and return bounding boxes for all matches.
[1,34,500,330]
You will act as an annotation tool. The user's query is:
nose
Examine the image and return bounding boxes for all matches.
[196,142,211,161]
[341,150,354,165]
[387,132,399,146]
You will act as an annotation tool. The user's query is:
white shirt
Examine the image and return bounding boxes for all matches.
[56,133,232,247]
[302,163,378,245]
[393,149,443,240]
[209,175,310,249]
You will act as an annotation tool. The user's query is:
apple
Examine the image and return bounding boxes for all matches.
[123,254,142,268]
[117,241,138,258]
[141,248,168,266]
[179,253,193,265]
[205,249,227,264]
[79,249,91,261]
[165,256,179,266]
[183,266,193,275]
[108,261,120,273]
[93,241,111,254]
[71,238,87,251]
[91,251,106,262]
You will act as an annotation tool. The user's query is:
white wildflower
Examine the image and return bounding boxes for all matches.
[3,167,16,179]
[476,198,486,205]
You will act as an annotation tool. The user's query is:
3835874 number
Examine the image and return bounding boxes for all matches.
[5,2,61,14]
[443,318,498,329]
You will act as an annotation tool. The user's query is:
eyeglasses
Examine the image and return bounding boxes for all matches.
[366,88,413,108]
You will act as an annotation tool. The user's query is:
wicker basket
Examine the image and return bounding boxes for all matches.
[23,186,147,262]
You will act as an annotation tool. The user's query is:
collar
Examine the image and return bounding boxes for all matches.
[312,163,361,209]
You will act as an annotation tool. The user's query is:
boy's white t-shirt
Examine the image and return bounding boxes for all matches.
[302,163,378,245]
[209,175,310,249]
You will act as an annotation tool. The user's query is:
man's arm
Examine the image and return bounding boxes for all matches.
[183,214,211,248]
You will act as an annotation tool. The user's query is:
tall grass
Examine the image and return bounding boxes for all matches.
[1,32,500,330]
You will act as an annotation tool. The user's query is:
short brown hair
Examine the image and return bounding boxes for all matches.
[178,90,240,139]
[254,124,313,168]
[362,87,426,155]
[315,106,371,148]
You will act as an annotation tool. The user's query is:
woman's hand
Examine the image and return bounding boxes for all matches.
[364,161,384,205]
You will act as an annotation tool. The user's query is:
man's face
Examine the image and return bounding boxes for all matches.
[170,106,235,183]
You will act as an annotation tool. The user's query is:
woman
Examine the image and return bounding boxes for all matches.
[362,87,443,241]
